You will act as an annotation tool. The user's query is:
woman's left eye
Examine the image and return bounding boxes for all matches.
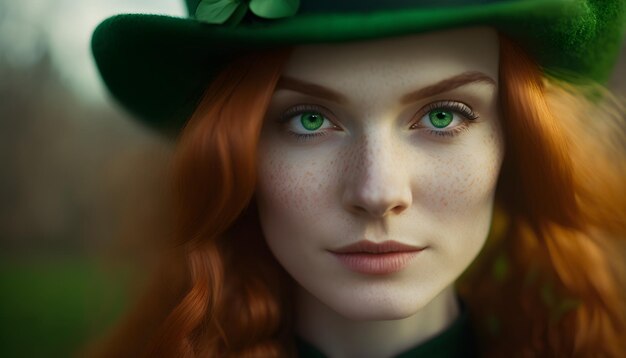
[279,105,338,140]
[411,101,479,137]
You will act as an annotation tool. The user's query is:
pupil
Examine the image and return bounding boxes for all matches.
[429,110,453,129]
[301,112,324,131]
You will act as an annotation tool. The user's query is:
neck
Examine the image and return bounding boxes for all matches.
[295,285,460,358]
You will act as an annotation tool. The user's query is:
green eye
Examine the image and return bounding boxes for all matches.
[428,110,454,128]
[300,112,324,131]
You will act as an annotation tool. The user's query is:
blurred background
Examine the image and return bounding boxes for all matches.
[0,1,183,356]
[0,1,624,357]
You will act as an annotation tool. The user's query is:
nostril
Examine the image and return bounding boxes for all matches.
[343,182,413,218]
[390,204,408,215]
[350,201,408,218]
[349,203,373,216]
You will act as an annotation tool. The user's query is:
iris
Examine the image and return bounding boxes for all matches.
[429,110,453,128]
[300,112,324,131]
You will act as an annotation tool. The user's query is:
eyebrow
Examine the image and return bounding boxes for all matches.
[400,71,496,105]
[276,76,349,104]
[276,71,496,105]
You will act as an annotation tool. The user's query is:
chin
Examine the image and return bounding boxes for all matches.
[339,308,419,322]
[324,289,435,322]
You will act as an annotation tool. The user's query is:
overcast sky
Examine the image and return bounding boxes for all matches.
[0,1,185,102]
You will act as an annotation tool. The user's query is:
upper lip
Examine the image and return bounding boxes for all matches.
[329,240,426,254]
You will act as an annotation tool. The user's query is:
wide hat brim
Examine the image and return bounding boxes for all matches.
[92,0,626,133]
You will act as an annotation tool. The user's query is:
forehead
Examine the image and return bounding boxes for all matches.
[281,27,499,94]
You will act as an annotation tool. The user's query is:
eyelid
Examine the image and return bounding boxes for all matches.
[278,103,339,126]
[277,104,342,142]
[410,100,478,129]
[277,101,478,139]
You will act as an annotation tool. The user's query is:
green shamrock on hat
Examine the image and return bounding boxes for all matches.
[195,0,300,25]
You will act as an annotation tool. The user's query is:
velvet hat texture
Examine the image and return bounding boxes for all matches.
[92,0,626,133]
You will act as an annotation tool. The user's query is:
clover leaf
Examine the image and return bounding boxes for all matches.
[195,0,242,24]
[249,0,299,19]
[195,0,299,25]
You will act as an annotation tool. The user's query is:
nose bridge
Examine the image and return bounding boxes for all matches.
[342,129,412,217]
[359,132,396,189]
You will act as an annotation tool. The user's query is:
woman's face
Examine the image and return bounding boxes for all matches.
[256,27,503,320]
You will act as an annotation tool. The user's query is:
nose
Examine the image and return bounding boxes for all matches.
[341,135,413,218]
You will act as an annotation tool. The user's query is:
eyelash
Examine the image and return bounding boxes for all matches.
[411,100,479,138]
[278,104,337,141]
[277,101,479,140]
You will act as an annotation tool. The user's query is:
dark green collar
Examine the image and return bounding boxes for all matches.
[295,306,477,358]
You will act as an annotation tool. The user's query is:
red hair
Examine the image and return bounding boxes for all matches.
[90,36,626,357]
[459,37,626,356]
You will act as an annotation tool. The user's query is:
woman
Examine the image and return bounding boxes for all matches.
[91,0,626,356]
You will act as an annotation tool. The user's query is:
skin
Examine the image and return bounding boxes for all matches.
[256,27,503,358]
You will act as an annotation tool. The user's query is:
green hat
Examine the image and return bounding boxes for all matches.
[91,0,626,133]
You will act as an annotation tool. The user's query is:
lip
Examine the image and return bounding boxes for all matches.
[329,240,426,275]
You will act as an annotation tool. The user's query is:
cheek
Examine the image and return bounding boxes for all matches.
[417,124,504,262]
[255,145,345,291]
[255,145,340,257]
[421,126,504,215]
[257,148,330,217]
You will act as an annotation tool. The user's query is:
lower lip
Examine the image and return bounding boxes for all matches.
[331,250,423,275]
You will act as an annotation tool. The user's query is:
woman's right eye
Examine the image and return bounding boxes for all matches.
[279,105,338,140]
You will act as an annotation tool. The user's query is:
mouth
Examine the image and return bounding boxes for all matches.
[328,240,426,275]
